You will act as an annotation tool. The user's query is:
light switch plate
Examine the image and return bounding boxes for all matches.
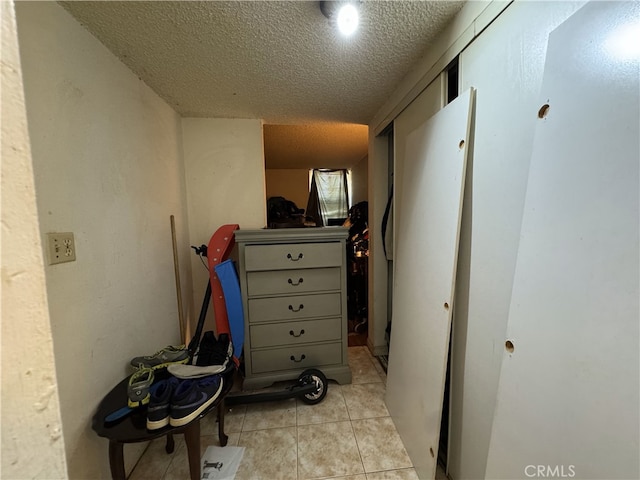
[47,232,76,265]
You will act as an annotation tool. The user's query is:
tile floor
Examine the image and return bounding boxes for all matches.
[129,347,442,480]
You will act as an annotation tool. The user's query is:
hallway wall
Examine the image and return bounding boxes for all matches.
[265,168,310,212]
[181,118,266,334]
[1,1,68,477]
[350,155,369,205]
[15,2,192,477]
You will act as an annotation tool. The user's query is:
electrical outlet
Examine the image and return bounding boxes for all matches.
[47,232,76,265]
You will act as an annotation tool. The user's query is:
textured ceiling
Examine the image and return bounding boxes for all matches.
[60,0,465,168]
[264,123,368,168]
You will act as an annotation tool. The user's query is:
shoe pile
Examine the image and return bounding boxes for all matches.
[168,332,233,379]
[128,332,233,430]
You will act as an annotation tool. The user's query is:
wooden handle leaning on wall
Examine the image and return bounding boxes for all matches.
[170,215,186,344]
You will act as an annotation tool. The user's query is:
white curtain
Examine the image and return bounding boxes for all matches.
[307,169,349,226]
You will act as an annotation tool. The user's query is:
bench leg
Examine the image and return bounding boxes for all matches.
[218,398,228,447]
[108,440,126,480]
[184,419,201,480]
[165,433,175,454]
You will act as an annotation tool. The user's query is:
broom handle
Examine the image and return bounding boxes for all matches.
[171,215,186,344]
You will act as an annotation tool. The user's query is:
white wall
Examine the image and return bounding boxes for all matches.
[350,155,368,205]
[1,1,68,478]
[15,2,193,477]
[449,3,586,479]
[367,133,391,356]
[182,118,266,334]
[265,168,309,211]
[369,78,445,355]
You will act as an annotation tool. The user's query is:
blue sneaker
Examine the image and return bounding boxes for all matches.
[146,377,180,430]
[169,375,224,427]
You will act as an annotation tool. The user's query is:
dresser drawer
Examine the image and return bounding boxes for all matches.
[244,242,343,271]
[246,267,341,296]
[250,317,342,348]
[248,293,341,323]
[251,342,342,374]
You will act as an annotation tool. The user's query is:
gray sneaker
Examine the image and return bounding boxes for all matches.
[169,333,232,378]
[130,345,189,370]
[167,363,227,379]
[127,367,154,408]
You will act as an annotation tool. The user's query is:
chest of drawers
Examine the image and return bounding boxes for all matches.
[234,228,352,390]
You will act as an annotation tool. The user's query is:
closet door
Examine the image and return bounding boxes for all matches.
[393,76,443,234]
[386,87,474,479]
[485,2,639,479]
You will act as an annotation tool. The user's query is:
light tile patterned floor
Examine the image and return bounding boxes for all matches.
[129,346,434,480]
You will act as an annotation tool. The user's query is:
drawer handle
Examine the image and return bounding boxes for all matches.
[287,253,304,262]
[289,329,305,337]
[288,278,304,286]
[290,354,306,363]
[288,304,304,312]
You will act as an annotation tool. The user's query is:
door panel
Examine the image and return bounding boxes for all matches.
[386,88,475,479]
[485,2,640,479]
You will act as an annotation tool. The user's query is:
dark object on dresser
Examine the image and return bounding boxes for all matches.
[267,196,306,228]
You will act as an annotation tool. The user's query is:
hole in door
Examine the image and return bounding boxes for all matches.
[538,103,550,118]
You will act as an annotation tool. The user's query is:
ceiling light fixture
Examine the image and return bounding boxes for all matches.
[320,1,360,37]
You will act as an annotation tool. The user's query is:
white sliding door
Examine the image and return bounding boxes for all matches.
[450,3,587,479]
[486,2,639,479]
[386,88,475,479]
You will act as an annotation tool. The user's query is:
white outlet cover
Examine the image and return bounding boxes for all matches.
[47,232,76,265]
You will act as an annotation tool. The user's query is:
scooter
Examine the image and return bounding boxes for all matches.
[189,226,328,407]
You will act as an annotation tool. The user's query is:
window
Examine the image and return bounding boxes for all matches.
[306,169,350,226]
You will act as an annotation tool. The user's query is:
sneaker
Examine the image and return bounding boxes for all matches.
[127,367,154,408]
[169,375,224,427]
[146,377,179,430]
[130,345,189,370]
[193,332,233,367]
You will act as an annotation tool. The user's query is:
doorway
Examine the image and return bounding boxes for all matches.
[262,123,370,346]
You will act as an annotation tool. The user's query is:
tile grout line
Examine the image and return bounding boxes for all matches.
[161,438,183,480]
[349,416,368,477]
[238,404,246,433]
[347,356,367,477]
[129,441,152,480]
